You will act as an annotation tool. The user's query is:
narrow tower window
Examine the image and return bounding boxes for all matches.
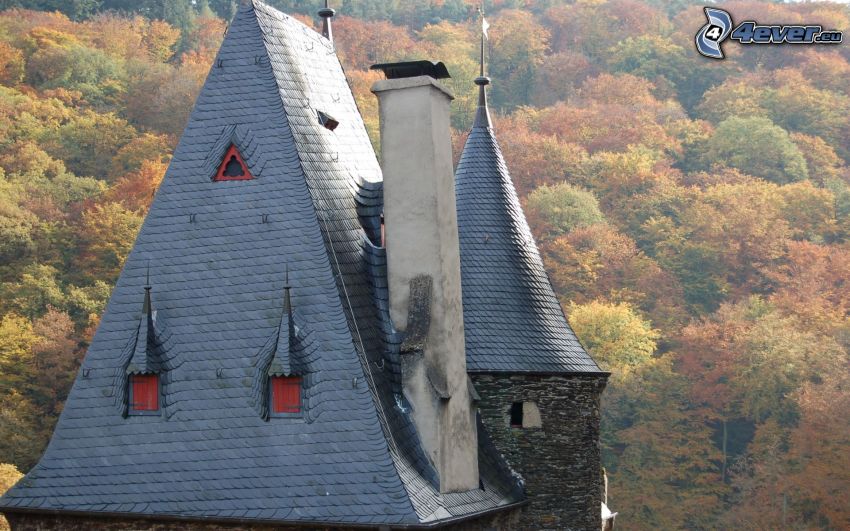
[270,376,302,415]
[214,144,253,181]
[129,374,159,412]
[510,402,523,427]
[509,401,542,428]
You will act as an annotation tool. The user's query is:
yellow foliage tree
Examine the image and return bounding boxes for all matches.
[0,463,23,531]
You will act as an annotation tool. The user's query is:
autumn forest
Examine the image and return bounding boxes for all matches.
[0,0,849,529]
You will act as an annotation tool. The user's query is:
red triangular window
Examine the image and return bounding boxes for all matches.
[214,144,253,181]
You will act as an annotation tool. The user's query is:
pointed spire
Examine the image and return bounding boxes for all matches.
[283,264,292,319]
[143,262,152,319]
[128,263,157,375]
[474,5,491,128]
[318,0,335,44]
[269,266,294,377]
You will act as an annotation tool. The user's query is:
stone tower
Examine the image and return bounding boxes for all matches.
[454,29,610,530]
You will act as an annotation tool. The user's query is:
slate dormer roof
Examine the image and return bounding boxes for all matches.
[455,73,604,375]
[125,283,158,375]
[267,274,296,378]
[0,1,522,527]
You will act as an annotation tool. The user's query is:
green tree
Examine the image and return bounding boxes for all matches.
[697,80,770,124]
[0,313,38,391]
[75,202,143,283]
[764,78,850,159]
[701,117,808,184]
[44,110,137,178]
[26,42,127,108]
[489,10,549,110]
[0,181,38,269]
[568,300,658,372]
[607,35,693,98]
[525,182,604,240]
[1,264,66,319]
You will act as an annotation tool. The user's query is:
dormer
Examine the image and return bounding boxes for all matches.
[204,125,267,183]
[267,274,302,416]
[253,270,317,420]
[124,278,166,416]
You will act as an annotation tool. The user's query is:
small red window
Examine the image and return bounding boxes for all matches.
[214,144,253,181]
[271,376,302,414]
[130,374,159,411]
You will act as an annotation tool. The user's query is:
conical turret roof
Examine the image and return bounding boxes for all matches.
[455,71,603,375]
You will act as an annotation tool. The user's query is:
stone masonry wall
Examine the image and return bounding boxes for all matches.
[472,374,608,531]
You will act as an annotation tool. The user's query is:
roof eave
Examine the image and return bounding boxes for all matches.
[0,499,529,530]
[468,369,611,378]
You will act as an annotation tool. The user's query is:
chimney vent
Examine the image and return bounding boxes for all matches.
[371,60,450,80]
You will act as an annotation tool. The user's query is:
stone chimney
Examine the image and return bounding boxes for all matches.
[371,61,479,493]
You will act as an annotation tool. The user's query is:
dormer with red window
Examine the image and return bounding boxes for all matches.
[253,269,316,420]
[121,272,171,417]
[266,274,303,417]
[202,125,266,183]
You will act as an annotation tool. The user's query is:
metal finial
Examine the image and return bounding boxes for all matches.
[283,265,292,316]
[143,262,152,317]
[318,0,335,43]
[477,5,486,78]
[474,5,492,128]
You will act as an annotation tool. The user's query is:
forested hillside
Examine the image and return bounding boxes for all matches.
[0,1,849,529]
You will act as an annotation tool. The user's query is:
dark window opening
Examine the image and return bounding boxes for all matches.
[222,156,244,177]
[317,110,339,131]
[271,376,302,415]
[510,402,523,427]
[129,374,159,412]
[380,213,385,247]
[214,144,253,181]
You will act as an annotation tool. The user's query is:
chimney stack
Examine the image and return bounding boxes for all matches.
[318,0,334,43]
[371,61,479,493]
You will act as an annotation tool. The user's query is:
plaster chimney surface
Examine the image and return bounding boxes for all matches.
[372,72,479,493]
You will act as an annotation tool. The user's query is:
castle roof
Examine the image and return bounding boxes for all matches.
[0,1,521,526]
[455,69,604,375]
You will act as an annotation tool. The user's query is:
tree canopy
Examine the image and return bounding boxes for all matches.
[0,1,849,528]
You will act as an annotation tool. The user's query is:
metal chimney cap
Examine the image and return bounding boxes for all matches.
[370,60,451,80]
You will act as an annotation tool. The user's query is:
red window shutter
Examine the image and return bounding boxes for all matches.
[271,376,302,414]
[214,144,253,181]
[130,374,159,411]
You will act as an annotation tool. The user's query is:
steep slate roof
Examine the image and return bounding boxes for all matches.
[0,1,521,526]
[455,78,604,375]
